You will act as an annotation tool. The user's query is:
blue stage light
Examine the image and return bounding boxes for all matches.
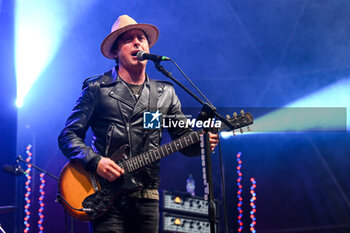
[221,78,350,139]
[14,0,95,107]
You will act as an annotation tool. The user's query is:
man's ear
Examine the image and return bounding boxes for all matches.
[112,50,118,59]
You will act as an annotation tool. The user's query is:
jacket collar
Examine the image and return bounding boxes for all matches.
[100,66,150,87]
[102,67,150,113]
[100,66,119,86]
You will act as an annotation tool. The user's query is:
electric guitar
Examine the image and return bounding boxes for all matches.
[57,112,253,221]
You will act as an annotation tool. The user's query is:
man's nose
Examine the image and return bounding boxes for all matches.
[133,38,141,47]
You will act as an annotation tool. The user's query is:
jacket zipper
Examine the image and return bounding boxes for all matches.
[105,124,113,156]
[126,122,132,157]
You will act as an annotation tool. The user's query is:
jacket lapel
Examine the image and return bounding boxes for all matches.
[102,67,137,109]
[100,67,150,121]
[131,78,150,118]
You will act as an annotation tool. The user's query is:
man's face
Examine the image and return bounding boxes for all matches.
[113,29,150,70]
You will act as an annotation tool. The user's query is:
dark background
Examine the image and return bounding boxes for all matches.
[1,0,350,232]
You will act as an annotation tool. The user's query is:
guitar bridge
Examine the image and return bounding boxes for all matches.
[90,172,100,192]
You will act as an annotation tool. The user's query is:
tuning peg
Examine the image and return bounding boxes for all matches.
[240,128,244,134]
[240,110,245,115]
[233,112,237,117]
[247,126,251,131]
[226,115,230,120]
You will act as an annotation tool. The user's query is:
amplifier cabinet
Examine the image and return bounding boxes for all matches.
[160,212,219,233]
[160,190,219,217]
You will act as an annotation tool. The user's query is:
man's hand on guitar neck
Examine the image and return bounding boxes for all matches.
[208,132,219,152]
[97,157,125,182]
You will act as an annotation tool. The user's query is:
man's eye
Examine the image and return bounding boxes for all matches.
[138,36,146,41]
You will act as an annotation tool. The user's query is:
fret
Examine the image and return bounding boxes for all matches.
[182,137,187,147]
[183,136,189,147]
[154,149,161,160]
[151,151,156,162]
[189,133,194,144]
[163,145,169,157]
[124,165,129,173]
[158,147,163,158]
[133,157,139,170]
[175,140,181,150]
[166,145,172,154]
[178,138,184,148]
[186,136,191,145]
[170,142,176,152]
[194,131,200,141]
[181,137,187,148]
[127,160,134,172]
[142,155,146,166]
[147,152,153,163]
[144,152,150,164]
[136,156,141,167]
[160,146,166,158]
[150,150,156,163]
[136,157,141,168]
[164,145,170,156]
[119,161,127,173]
[125,162,130,173]
[138,156,144,167]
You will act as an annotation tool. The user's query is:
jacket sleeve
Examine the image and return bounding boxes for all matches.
[166,85,201,157]
[58,80,102,169]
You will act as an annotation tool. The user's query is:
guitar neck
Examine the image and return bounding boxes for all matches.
[118,112,254,174]
[120,129,203,173]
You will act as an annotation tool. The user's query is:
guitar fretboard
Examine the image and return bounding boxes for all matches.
[120,130,203,173]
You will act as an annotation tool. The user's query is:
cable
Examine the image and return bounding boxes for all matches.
[56,193,92,213]
[218,139,229,233]
[64,209,68,233]
[169,59,214,107]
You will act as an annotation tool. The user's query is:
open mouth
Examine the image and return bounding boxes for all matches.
[131,51,138,57]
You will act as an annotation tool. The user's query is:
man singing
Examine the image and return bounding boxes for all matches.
[58,15,219,233]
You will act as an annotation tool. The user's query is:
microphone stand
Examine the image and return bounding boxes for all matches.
[17,156,75,233]
[154,61,236,233]
[17,155,58,181]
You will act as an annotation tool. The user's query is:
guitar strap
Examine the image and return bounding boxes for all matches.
[143,78,159,152]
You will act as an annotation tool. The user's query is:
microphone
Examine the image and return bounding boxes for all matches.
[2,164,27,176]
[136,51,170,62]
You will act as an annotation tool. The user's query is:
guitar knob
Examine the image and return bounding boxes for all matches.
[247,126,251,131]
[233,112,237,117]
[226,115,230,120]
[240,110,245,114]
[233,131,236,136]
[240,128,243,134]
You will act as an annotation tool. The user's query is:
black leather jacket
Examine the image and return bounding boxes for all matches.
[58,67,199,189]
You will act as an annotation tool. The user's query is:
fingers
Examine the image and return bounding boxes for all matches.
[96,157,125,182]
[209,132,219,152]
[109,160,125,174]
[199,132,219,152]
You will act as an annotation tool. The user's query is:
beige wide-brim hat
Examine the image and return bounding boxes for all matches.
[100,15,159,59]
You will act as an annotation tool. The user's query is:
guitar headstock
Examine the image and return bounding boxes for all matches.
[220,110,254,134]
